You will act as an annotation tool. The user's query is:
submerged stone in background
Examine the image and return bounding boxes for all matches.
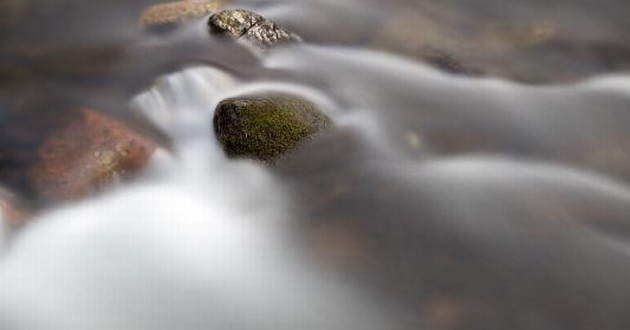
[213,94,332,162]
[208,9,301,48]
[370,2,630,83]
[0,187,30,227]
[138,0,223,32]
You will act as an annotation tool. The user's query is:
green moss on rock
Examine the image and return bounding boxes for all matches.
[213,94,332,162]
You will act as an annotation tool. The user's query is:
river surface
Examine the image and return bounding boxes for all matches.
[2,1,630,330]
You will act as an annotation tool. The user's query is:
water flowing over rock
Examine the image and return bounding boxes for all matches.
[4,1,630,330]
[208,9,301,48]
[213,94,332,162]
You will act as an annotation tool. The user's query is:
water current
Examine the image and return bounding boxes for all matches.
[1,1,630,329]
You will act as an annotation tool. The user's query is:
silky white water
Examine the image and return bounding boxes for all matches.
[0,66,402,330]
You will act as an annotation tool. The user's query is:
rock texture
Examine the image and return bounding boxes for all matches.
[207,8,265,38]
[213,94,331,162]
[369,2,630,83]
[28,108,157,202]
[139,0,223,32]
[208,9,301,48]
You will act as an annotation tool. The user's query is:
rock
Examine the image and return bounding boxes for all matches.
[208,9,301,49]
[213,94,332,162]
[138,0,223,32]
[243,20,300,49]
[207,8,265,38]
[0,187,30,227]
[28,108,157,202]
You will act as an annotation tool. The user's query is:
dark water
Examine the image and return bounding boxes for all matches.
[2,1,630,330]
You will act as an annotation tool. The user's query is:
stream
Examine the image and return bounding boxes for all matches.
[1,1,630,329]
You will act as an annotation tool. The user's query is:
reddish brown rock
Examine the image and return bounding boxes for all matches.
[138,0,223,32]
[28,108,157,202]
[0,187,31,226]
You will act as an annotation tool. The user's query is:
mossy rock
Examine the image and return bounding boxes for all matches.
[213,94,332,162]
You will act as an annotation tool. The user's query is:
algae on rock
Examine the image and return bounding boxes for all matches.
[213,94,332,162]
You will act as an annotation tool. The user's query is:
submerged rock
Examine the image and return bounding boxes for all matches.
[371,2,630,83]
[0,187,30,227]
[208,9,301,48]
[213,94,332,162]
[28,108,157,202]
[138,0,223,32]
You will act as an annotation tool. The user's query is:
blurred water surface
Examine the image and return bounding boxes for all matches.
[1,1,630,330]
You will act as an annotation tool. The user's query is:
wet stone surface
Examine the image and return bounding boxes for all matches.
[243,20,301,49]
[213,94,332,162]
[0,103,158,209]
[208,8,265,38]
[208,9,301,49]
[138,0,224,33]
[28,107,157,203]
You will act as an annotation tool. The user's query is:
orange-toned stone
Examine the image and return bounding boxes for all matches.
[28,108,157,202]
[310,222,372,268]
[422,295,464,330]
[0,187,30,226]
[138,0,223,30]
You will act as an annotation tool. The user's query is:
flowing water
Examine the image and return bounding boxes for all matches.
[2,1,630,329]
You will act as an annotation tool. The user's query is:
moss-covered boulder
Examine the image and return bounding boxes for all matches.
[213,94,332,162]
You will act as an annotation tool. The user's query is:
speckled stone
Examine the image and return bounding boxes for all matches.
[208,9,301,48]
[139,0,223,32]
